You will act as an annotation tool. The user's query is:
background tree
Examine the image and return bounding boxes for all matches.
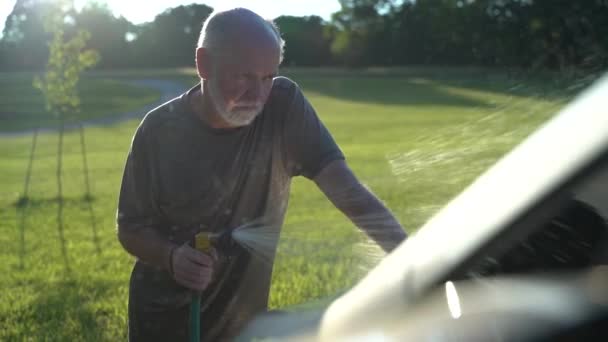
[1,0,53,70]
[1,0,607,70]
[132,4,213,68]
[274,15,332,66]
[75,2,135,69]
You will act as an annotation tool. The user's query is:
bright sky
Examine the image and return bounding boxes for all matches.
[1,0,342,37]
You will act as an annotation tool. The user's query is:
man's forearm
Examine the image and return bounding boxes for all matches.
[117,227,177,271]
[314,160,407,253]
[322,180,407,252]
[341,185,407,252]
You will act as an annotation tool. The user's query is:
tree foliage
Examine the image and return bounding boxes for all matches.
[133,4,213,68]
[1,0,607,70]
[32,0,99,119]
[275,15,332,66]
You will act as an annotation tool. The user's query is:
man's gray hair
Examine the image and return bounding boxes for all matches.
[197,8,285,63]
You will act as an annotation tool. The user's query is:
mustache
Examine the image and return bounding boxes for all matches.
[234,103,263,108]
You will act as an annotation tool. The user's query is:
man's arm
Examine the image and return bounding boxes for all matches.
[118,227,215,291]
[117,227,176,271]
[116,119,214,291]
[314,159,407,253]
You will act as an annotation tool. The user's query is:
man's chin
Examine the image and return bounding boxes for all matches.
[222,110,260,127]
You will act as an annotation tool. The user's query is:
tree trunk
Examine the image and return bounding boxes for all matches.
[57,117,70,271]
[79,123,101,254]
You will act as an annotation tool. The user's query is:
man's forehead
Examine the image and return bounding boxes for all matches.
[213,36,281,68]
[226,22,279,50]
[216,49,281,73]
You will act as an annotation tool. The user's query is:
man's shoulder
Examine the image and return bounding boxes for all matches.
[267,76,302,111]
[272,76,297,90]
[138,95,189,134]
[270,76,299,98]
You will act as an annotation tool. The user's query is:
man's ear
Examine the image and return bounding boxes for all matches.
[195,47,211,79]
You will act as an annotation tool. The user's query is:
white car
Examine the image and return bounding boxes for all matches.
[238,74,608,341]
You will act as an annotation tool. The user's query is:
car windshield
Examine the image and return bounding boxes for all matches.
[0,1,606,340]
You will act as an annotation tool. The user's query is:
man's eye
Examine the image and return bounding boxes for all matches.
[231,73,246,80]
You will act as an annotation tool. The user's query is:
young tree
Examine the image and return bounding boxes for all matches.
[27,0,100,268]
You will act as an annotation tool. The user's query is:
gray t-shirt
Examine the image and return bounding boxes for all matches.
[117,76,344,339]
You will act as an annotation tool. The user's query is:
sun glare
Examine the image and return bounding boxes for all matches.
[0,0,341,39]
[71,0,339,23]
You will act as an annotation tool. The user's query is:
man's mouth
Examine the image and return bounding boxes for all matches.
[234,104,260,111]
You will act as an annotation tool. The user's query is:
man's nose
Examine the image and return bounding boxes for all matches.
[244,79,264,102]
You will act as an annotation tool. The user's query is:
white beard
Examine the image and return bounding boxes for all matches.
[207,79,262,127]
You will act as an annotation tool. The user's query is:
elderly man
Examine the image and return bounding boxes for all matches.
[117,7,406,341]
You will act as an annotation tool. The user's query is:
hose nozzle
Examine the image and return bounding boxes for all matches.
[194,230,235,255]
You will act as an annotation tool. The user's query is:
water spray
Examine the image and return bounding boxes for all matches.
[186,218,390,341]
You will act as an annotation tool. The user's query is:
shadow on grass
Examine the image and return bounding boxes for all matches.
[13,194,98,209]
[286,74,494,108]
[84,193,102,255]
[18,279,120,341]
[56,195,70,274]
[281,70,605,111]
[14,195,102,271]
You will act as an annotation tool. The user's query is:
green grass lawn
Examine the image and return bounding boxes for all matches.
[0,72,162,132]
[0,68,580,340]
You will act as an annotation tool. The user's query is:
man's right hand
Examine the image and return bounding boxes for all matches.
[170,244,216,292]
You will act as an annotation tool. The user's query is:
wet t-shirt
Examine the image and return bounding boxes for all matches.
[116,76,344,339]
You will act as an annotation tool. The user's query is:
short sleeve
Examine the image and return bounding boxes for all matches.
[116,122,162,232]
[282,81,345,179]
